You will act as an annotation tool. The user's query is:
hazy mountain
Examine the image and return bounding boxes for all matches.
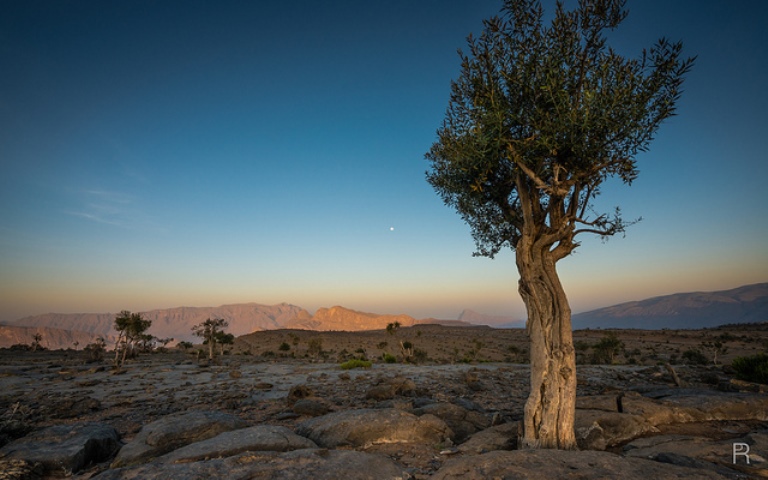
[8,303,309,344]
[286,306,417,331]
[458,309,525,328]
[0,325,115,350]
[572,283,768,329]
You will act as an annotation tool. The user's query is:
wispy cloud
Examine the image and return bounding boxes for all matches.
[63,189,136,228]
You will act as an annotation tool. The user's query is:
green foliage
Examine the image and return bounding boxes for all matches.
[192,318,230,360]
[278,342,291,351]
[177,341,193,350]
[114,311,152,367]
[340,359,372,370]
[425,0,695,258]
[732,354,768,385]
[381,352,397,364]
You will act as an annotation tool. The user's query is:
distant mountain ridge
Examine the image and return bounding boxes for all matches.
[7,303,309,346]
[572,283,768,329]
[286,306,417,331]
[4,283,765,349]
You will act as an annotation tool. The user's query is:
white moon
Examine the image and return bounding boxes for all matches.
[389,227,395,231]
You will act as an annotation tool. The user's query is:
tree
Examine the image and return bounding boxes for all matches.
[425,0,694,449]
[31,333,43,352]
[113,311,152,367]
[191,318,229,360]
[592,332,624,364]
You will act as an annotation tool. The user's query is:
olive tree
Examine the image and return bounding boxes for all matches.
[426,0,693,449]
[192,317,229,360]
[113,310,152,367]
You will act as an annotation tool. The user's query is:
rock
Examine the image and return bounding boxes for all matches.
[286,384,313,404]
[430,449,728,479]
[296,408,453,448]
[41,395,101,419]
[575,409,657,450]
[292,398,331,417]
[0,459,42,480]
[0,422,120,476]
[93,449,410,480]
[157,425,317,464]
[457,422,518,454]
[111,410,247,467]
[623,433,768,478]
[413,402,490,442]
[365,384,395,401]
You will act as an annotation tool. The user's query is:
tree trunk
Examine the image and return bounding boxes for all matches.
[516,240,577,450]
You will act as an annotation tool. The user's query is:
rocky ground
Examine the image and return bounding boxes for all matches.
[0,334,767,479]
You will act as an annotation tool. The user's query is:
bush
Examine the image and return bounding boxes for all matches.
[681,349,708,365]
[340,359,372,370]
[382,353,397,364]
[732,353,768,384]
[278,342,291,351]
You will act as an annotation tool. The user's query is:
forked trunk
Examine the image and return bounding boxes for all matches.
[517,241,577,449]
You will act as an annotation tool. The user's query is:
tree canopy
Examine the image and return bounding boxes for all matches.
[426,0,695,260]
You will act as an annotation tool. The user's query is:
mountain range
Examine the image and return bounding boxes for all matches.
[572,283,768,329]
[2,283,765,350]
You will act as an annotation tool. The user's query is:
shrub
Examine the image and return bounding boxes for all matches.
[382,353,397,364]
[681,349,708,365]
[732,354,768,384]
[278,342,291,351]
[340,359,372,370]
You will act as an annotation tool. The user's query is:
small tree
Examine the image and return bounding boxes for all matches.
[30,333,43,352]
[426,0,693,449]
[113,311,152,367]
[215,332,235,355]
[701,340,728,366]
[192,318,229,360]
[592,332,624,364]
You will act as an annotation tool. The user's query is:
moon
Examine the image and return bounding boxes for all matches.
[389,227,395,231]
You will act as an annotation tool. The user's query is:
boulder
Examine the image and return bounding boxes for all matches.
[430,449,728,479]
[157,425,317,464]
[413,402,490,442]
[457,422,518,454]
[93,449,410,480]
[111,410,247,467]
[296,408,453,448]
[575,409,657,451]
[0,422,120,476]
[292,398,331,417]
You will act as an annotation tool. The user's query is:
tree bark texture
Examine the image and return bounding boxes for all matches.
[517,238,577,450]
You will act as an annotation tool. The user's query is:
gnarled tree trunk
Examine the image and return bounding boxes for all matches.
[516,238,577,450]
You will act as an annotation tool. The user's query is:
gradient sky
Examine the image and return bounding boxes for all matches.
[1,1,766,323]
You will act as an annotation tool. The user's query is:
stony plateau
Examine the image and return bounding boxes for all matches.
[0,345,767,479]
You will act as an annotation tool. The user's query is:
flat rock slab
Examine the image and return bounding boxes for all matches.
[111,410,248,467]
[94,448,410,480]
[413,402,490,443]
[0,422,120,476]
[157,425,318,463]
[457,422,518,454]
[296,408,453,448]
[429,449,729,479]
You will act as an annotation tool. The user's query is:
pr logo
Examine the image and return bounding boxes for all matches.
[733,442,750,464]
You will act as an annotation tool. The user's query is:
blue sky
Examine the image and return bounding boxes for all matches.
[1,1,766,323]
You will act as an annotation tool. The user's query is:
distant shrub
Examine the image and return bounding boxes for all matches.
[278,342,291,351]
[340,359,372,370]
[681,349,708,365]
[382,353,397,364]
[377,341,388,349]
[732,354,768,384]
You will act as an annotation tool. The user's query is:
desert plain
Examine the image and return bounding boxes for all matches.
[1,323,767,479]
